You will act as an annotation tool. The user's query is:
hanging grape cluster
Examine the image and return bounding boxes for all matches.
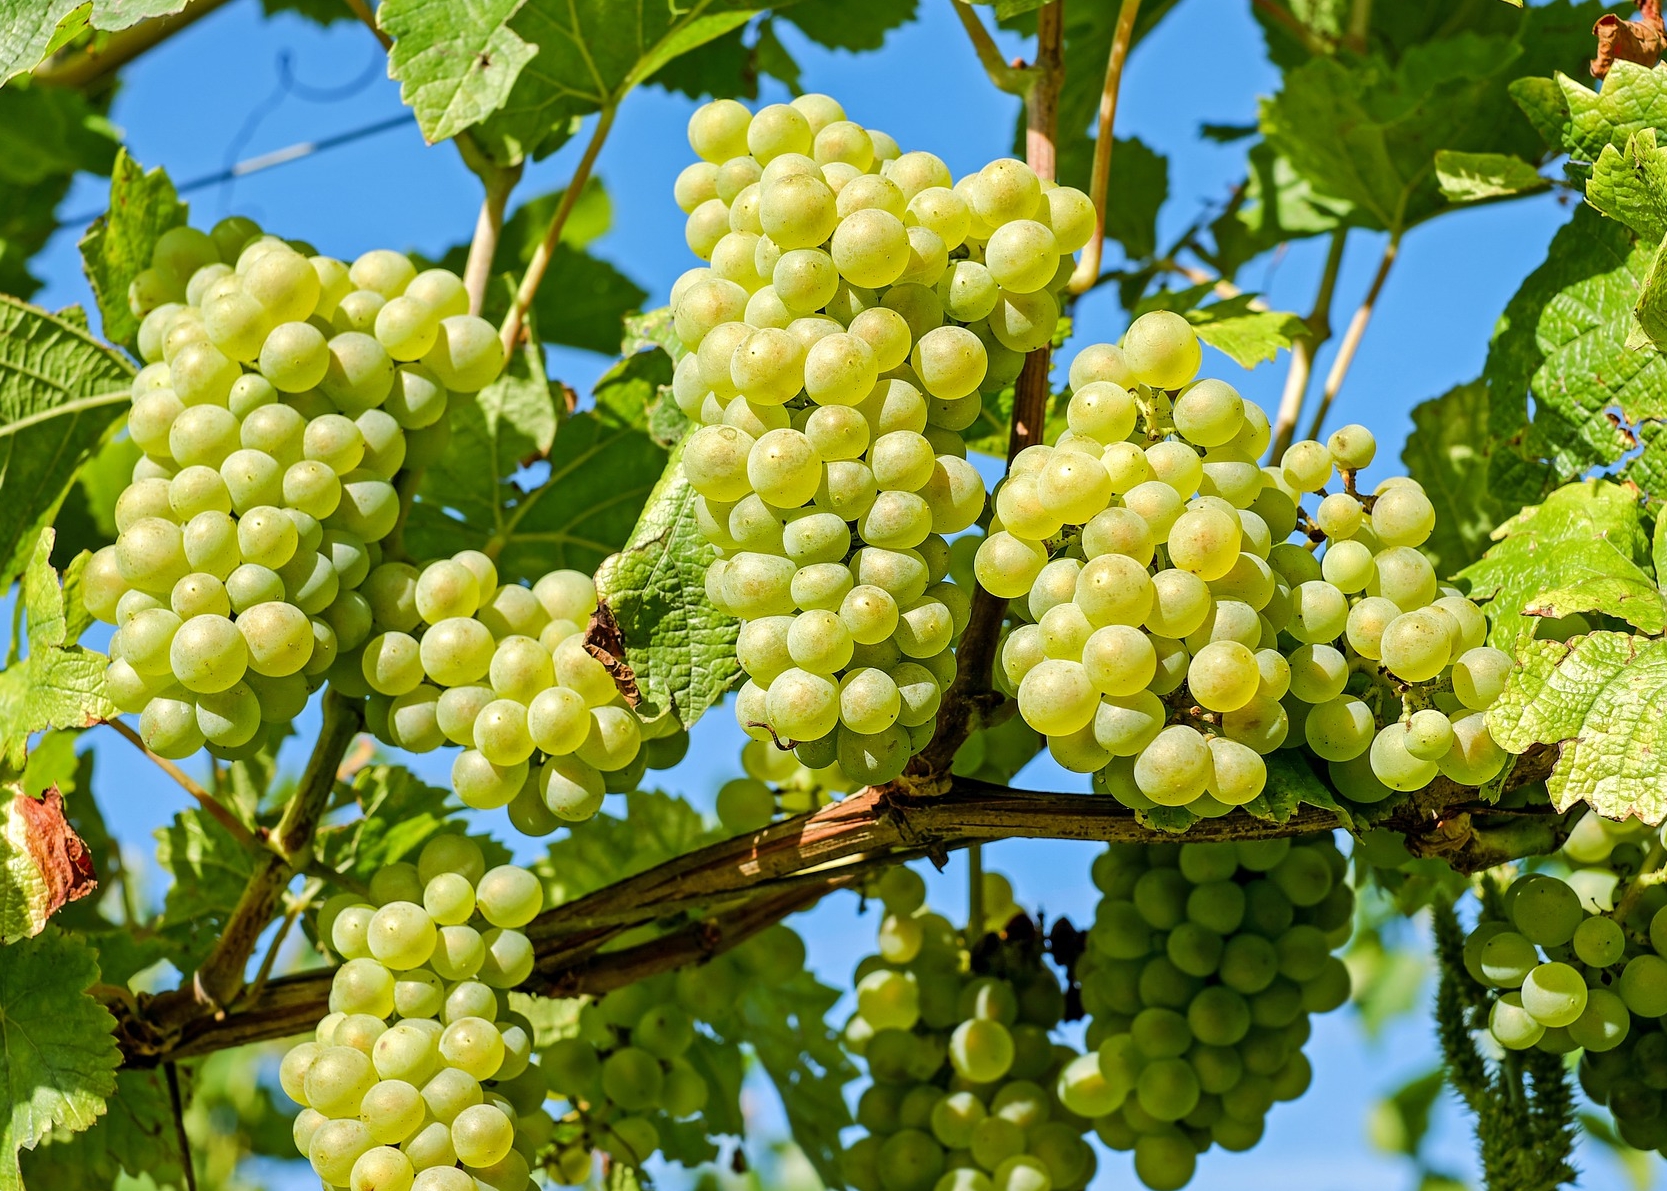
[672,92,1096,784]
[841,867,1103,1191]
[540,924,811,1179]
[84,218,504,761]
[280,835,545,1191]
[1077,838,1353,1190]
[1460,816,1667,1154]
[981,312,1512,814]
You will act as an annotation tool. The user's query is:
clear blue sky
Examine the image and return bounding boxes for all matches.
[29,1,1648,1188]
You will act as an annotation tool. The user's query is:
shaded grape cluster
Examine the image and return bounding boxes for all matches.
[672,92,1096,784]
[1077,838,1352,1189]
[981,312,1510,814]
[1460,826,1667,1155]
[841,867,1101,1191]
[85,218,505,762]
[281,834,545,1191]
[538,924,810,1180]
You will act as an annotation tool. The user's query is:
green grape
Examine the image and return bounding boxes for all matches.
[1131,725,1213,807]
[1519,961,1588,1028]
[1478,931,1537,988]
[1567,988,1630,1053]
[1451,646,1513,710]
[1186,640,1259,713]
[1489,991,1546,1050]
[170,613,248,693]
[1367,723,1436,791]
[1303,695,1373,762]
[1437,713,1507,785]
[452,750,527,811]
[419,617,494,686]
[450,1102,515,1168]
[362,631,424,696]
[1367,546,1437,611]
[1573,915,1625,967]
[1378,609,1452,682]
[196,681,260,747]
[1403,709,1453,761]
[1285,643,1347,704]
[305,1045,379,1117]
[308,1118,376,1185]
[1510,875,1583,947]
[474,699,534,766]
[1370,485,1435,548]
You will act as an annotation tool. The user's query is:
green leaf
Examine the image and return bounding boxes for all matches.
[1586,126,1667,241]
[154,808,256,966]
[1488,631,1667,821]
[0,785,97,944]
[1134,287,1306,368]
[594,429,739,729]
[482,0,770,164]
[1247,751,1353,830]
[952,713,1043,786]
[1457,479,1657,650]
[1098,138,1169,263]
[779,0,916,51]
[77,150,186,347]
[0,530,117,773]
[1400,379,1509,578]
[1483,205,1662,487]
[20,1069,180,1191]
[0,927,120,1189]
[405,333,560,565]
[0,86,117,187]
[0,0,187,82]
[717,969,856,1190]
[381,0,538,143]
[1556,61,1667,163]
[0,298,132,595]
[1433,150,1546,203]
[533,790,718,908]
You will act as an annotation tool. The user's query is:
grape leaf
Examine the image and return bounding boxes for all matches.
[778,0,916,52]
[0,299,132,595]
[952,714,1043,786]
[1400,378,1509,578]
[1250,751,1354,830]
[0,927,120,1189]
[0,786,96,944]
[1457,479,1659,650]
[1433,150,1547,204]
[0,530,116,774]
[595,429,740,730]
[1483,205,1663,489]
[0,87,117,188]
[380,0,538,143]
[1488,631,1667,822]
[77,150,186,348]
[1585,126,1667,241]
[533,790,718,908]
[1097,138,1169,264]
[0,0,188,82]
[19,1069,180,1191]
[1555,61,1667,163]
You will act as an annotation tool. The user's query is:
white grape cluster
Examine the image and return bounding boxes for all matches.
[672,92,1096,785]
[1077,838,1352,1191]
[979,312,1512,814]
[327,554,657,827]
[539,924,810,1180]
[281,835,546,1191]
[84,218,505,762]
[842,867,1104,1191]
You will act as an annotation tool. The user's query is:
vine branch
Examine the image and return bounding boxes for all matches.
[1270,228,1347,460]
[499,106,617,356]
[1070,0,1141,293]
[105,718,257,851]
[342,0,393,50]
[1304,232,1399,442]
[950,1,1032,94]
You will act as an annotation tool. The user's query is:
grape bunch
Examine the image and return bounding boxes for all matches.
[672,92,1096,785]
[1460,832,1667,1154]
[841,867,1103,1191]
[539,924,810,1180]
[979,312,1512,814]
[325,554,671,828]
[83,217,505,762]
[280,834,546,1191]
[1077,837,1352,1190]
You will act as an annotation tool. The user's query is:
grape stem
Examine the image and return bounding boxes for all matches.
[949,1,1034,95]
[1270,228,1348,461]
[105,717,260,852]
[499,105,618,358]
[164,1061,198,1191]
[341,0,393,49]
[462,157,523,316]
[1304,231,1400,442]
[32,0,237,88]
[106,746,1557,1066]
[1069,0,1143,294]
[967,842,984,939]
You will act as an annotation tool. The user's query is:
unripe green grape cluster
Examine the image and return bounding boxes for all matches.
[539,923,809,1180]
[675,93,1094,785]
[280,834,545,1191]
[840,867,1103,1191]
[1077,837,1352,1190]
[1461,825,1667,1155]
[86,218,507,763]
[980,312,1512,814]
[338,559,680,828]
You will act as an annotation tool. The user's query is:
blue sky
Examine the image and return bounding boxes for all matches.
[28,1,1651,1188]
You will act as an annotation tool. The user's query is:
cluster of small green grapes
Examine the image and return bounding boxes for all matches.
[980,312,1511,814]
[714,736,860,833]
[841,867,1104,1191]
[280,834,545,1191]
[1460,828,1667,1153]
[538,924,810,1180]
[673,92,1095,784]
[83,218,505,762]
[1076,837,1352,1190]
